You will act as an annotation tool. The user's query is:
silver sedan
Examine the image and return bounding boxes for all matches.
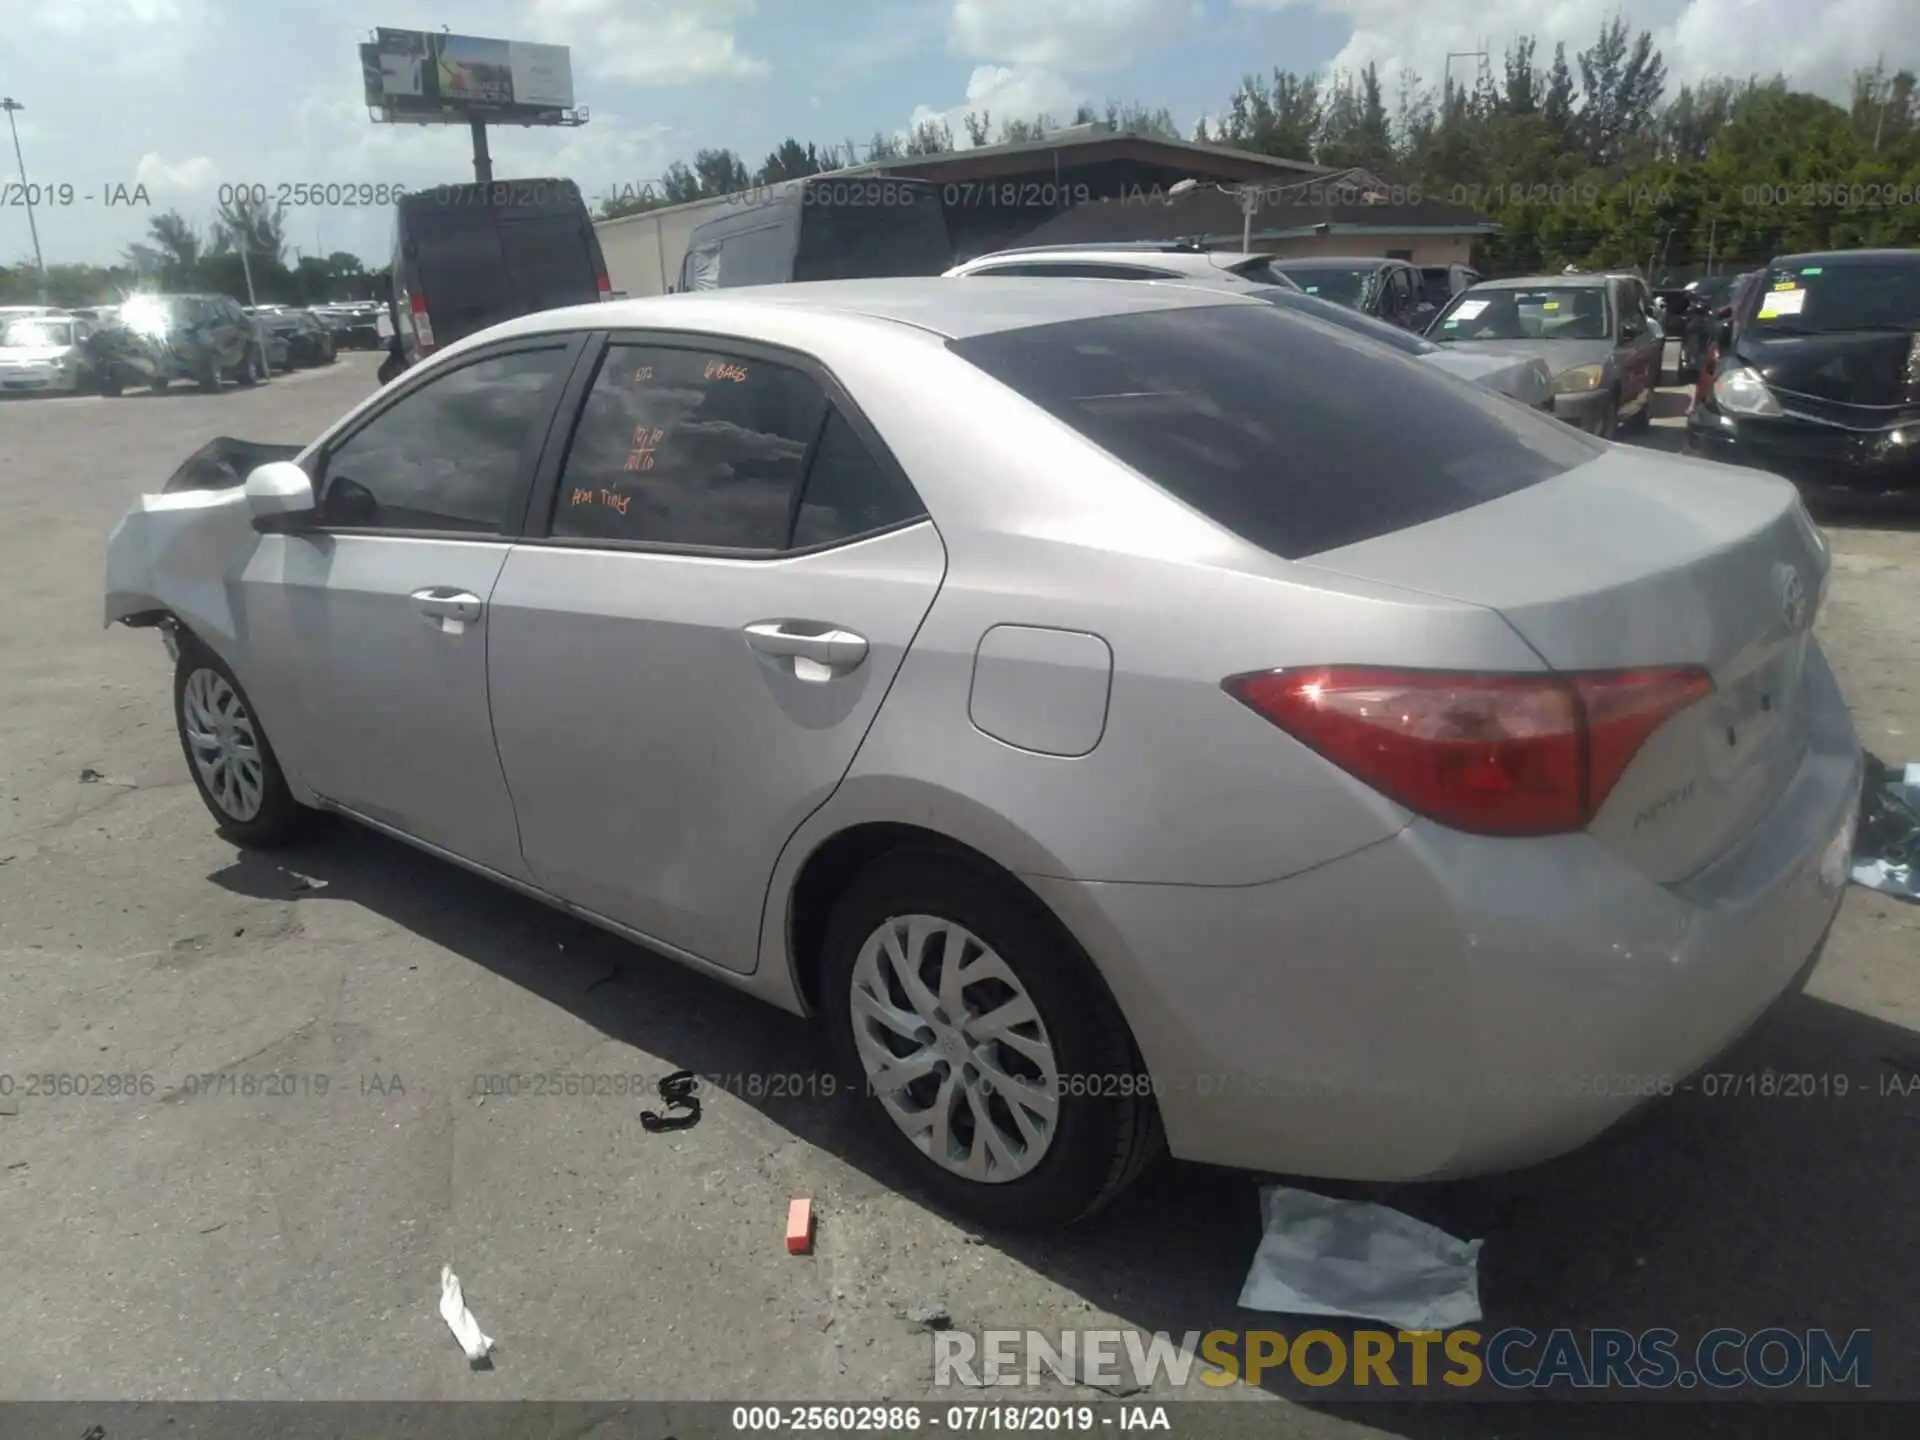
[104,278,1861,1229]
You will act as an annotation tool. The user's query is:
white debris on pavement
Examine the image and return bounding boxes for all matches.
[439,1265,494,1363]
[1238,1185,1484,1330]
[1851,760,1920,903]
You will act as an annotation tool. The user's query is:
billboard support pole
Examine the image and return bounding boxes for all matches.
[471,120,492,185]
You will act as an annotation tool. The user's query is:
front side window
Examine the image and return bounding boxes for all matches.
[551,343,827,549]
[317,346,572,531]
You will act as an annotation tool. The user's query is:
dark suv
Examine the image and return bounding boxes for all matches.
[89,292,265,395]
[1265,256,1438,330]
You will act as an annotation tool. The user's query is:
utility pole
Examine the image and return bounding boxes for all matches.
[471,118,492,184]
[1,98,48,298]
[1444,51,1488,117]
[232,221,258,307]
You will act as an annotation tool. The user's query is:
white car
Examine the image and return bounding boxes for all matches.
[0,312,96,393]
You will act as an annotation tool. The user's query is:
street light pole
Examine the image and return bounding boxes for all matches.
[1,98,48,298]
[233,222,258,307]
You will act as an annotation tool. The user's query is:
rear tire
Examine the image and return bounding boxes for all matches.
[235,345,260,386]
[149,374,170,394]
[196,358,221,393]
[172,637,317,848]
[818,851,1163,1230]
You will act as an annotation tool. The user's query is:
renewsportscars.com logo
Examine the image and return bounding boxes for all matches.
[933,1327,1873,1392]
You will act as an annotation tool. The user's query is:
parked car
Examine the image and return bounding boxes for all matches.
[88,292,267,395]
[945,247,1551,409]
[1423,273,1666,436]
[0,311,99,393]
[1674,273,1747,382]
[313,303,383,350]
[104,278,1859,1229]
[676,175,953,293]
[1689,270,1764,407]
[260,308,337,368]
[1264,256,1437,330]
[1687,249,1920,509]
[387,177,612,377]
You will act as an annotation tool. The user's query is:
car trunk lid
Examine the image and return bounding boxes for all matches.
[1295,448,1830,882]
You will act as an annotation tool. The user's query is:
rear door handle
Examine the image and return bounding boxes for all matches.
[411,587,484,627]
[744,621,868,678]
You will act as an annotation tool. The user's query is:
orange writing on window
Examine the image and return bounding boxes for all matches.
[626,425,662,472]
[599,488,632,515]
[569,486,594,506]
[704,360,749,383]
[632,365,654,382]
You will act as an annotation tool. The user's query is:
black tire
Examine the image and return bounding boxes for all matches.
[1591,392,1618,437]
[235,345,260,387]
[149,374,170,394]
[197,357,222,393]
[172,636,317,848]
[818,851,1164,1230]
[99,371,124,397]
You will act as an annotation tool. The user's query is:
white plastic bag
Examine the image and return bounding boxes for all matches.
[1238,1185,1484,1330]
[439,1265,494,1362]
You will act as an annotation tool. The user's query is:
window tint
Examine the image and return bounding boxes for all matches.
[552,343,826,548]
[948,305,1603,560]
[794,184,953,281]
[791,409,926,548]
[318,346,571,532]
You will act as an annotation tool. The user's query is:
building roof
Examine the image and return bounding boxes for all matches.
[1008,170,1497,248]
[596,128,1332,231]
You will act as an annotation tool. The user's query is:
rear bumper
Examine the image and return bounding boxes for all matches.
[1687,407,1920,509]
[1031,646,1862,1181]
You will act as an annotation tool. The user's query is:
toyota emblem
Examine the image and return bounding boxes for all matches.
[1773,562,1808,631]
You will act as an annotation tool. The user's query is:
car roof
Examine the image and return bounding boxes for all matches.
[482,276,1259,345]
[1769,248,1920,267]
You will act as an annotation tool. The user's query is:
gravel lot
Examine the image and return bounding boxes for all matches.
[1,353,1915,1428]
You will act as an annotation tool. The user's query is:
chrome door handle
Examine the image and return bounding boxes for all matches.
[411,588,484,624]
[743,621,868,676]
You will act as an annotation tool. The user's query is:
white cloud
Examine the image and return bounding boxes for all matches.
[530,0,769,83]
[133,154,220,194]
[909,64,1084,140]
[22,0,192,32]
[912,0,1198,142]
[1233,0,1910,102]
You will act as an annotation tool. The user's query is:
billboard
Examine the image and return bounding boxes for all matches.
[360,28,579,125]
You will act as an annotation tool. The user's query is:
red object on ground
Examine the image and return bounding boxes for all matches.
[786,1198,814,1254]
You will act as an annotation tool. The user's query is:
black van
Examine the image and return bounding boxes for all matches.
[676,175,952,290]
[385,177,610,377]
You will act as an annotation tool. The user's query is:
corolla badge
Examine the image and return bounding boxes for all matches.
[1773,562,1808,631]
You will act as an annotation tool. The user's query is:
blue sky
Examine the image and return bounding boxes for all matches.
[2,0,1906,268]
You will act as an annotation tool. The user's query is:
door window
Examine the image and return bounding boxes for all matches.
[550,343,827,549]
[790,408,926,548]
[316,345,573,532]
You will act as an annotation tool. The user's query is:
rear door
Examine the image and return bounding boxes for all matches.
[496,211,602,312]
[405,207,514,347]
[486,333,945,971]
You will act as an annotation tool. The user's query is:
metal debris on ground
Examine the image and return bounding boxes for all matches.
[905,1304,951,1331]
[1850,752,1920,903]
[1238,1184,1484,1330]
[438,1265,494,1365]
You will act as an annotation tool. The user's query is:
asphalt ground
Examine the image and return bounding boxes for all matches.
[0,349,1915,1434]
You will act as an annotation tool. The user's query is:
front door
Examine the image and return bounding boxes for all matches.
[235,340,581,878]
[487,337,945,971]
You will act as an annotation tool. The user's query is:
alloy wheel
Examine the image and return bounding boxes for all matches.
[180,668,266,822]
[849,914,1062,1183]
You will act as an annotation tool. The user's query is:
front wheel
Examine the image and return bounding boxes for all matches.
[819,852,1163,1230]
[1589,393,1618,437]
[173,639,316,847]
[234,345,261,386]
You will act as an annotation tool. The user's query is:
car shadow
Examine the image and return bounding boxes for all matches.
[209,826,1920,1416]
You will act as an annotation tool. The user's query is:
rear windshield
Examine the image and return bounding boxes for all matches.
[947,304,1602,559]
[1742,260,1920,334]
[794,181,953,281]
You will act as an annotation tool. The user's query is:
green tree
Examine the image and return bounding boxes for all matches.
[758,137,824,183]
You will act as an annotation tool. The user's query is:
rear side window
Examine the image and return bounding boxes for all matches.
[791,410,926,548]
[552,343,827,549]
[948,305,1603,559]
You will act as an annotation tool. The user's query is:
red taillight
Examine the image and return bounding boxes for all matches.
[409,291,435,351]
[596,273,612,300]
[1223,665,1714,836]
